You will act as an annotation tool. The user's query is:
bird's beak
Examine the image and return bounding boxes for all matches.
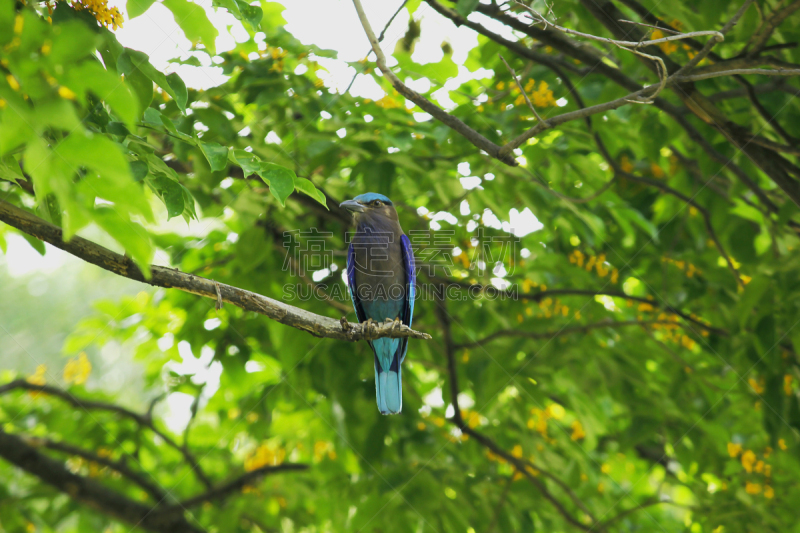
[339,199,366,213]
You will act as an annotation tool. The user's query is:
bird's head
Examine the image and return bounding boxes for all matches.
[339,193,399,223]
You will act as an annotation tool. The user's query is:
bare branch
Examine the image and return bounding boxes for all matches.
[453,320,676,349]
[29,436,168,502]
[513,1,724,49]
[350,0,517,165]
[675,67,800,81]
[427,277,726,335]
[169,463,309,510]
[0,200,431,343]
[0,428,205,533]
[746,0,800,55]
[0,379,213,490]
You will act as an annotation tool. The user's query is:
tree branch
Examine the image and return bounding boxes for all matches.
[0,428,205,533]
[0,379,213,490]
[428,277,726,335]
[453,320,676,349]
[434,292,596,530]
[169,463,309,510]
[0,200,431,343]
[30,436,168,502]
[350,0,518,166]
[675,67,800,81]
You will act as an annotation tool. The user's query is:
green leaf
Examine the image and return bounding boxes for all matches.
[92,208,153,277]
[127,0,157,18]
[257,162,295,207]
[455,0,480,18]
[166,73,188,112]
[231,149,261,177]
[0,155,23,185]
[56,132,132,185]
[200,142,229,171]
[294,177,328,209]
[148,174,185,219]
[238,1,263,28]
[119,49,186,112]
[394,52,458,85]
[66,62,139,128]
[162,0,218,55]
[130,160,148,182]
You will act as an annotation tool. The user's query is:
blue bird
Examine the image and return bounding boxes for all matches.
[340,193,415,415]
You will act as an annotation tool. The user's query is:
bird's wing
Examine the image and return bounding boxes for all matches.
[347,242,368,324]
[398,234,415,364]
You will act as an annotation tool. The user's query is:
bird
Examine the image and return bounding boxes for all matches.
[340,193,415,415]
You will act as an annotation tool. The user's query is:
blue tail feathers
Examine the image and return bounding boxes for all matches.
[374,353,402,415]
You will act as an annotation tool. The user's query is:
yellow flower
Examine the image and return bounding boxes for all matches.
[496,81,505,90]
[600,463,611,474]
[27,364,47,397]
[651,29,678,54]
[620,155,634,173]
[6,75,20,91]
[14,14,24,34]
[748,378,764,394]
[570,420,585,441]
[531,80,556,107]
[744,481,761,495]
[610,268,619,284]
[764,485,774,499]
[650,162,664,178]
[741,450,756,473]
[58,86,76,100]
[245,443,285,471]
[246,412,259,423]
[375,94,402,109]
[778,438,787,450]
[467,410,481,428]
[546,403,565,420]
[511,444,523,458]
[727,442,742,458]
[417,421,426,431]
[63,353,91,385]
[784,374,793,396]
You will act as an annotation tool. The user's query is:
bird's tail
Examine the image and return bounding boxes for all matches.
[375,354,402,415]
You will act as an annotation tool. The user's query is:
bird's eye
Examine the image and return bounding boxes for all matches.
[371,200,382,206]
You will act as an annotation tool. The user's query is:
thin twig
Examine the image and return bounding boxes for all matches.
[675,67,800,81]
[351,0,518,165]
[499,54,548,123]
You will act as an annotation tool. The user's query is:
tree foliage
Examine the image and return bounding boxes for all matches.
[2,0,800,531]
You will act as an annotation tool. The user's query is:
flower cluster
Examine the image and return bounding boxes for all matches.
[662,256,701,278]
[313,440,337,462]
[59,0,124,29]
[26,364,47,397]
[728,442,779,499]
[568,250,620,284]
[375,94,402,109]
[245,443,286,471]
[511,78,557,108]
[63,352,91,385]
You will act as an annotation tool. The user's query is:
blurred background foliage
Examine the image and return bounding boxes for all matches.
[2,0,800,531]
